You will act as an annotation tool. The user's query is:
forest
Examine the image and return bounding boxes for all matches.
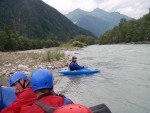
[99,13,150,44]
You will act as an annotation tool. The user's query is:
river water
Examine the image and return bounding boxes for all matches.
[55,44,150,113]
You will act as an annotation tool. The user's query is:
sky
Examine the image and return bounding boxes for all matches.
[42,0,150,19]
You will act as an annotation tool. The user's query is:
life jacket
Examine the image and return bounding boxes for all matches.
[34,101,57,113]
[34,94,73,113]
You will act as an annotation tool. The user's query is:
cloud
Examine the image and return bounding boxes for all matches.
[42,0,150,19]
[97,0,150,19]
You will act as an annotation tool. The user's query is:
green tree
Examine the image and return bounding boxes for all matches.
[3,26,13,50]
[99,13,150,44]
[10,32,20,50]
[0,31,7,51]
[71,35,95,45]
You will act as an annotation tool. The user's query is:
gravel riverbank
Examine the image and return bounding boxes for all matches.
[0,47,80,85]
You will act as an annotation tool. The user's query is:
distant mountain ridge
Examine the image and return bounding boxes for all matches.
[0,0,94,40]
[65,8,132,37]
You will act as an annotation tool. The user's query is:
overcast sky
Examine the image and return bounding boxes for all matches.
[42,0,150,19]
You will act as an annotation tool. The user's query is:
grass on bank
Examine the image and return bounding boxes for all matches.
[43,51,65,62]
[0,50,65,66]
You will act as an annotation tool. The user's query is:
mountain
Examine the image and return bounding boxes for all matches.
[76,15,111,37]
[0,0,94,40]
[66,8,89,24]
[99,13,150,44]
[65,8,132,37]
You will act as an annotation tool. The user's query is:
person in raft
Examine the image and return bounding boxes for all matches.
[1,72,37,113]
[69,56,86,71]
[20,69,73,113]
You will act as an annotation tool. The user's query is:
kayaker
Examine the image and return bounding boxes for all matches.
[0,85,16,111]
[20,69,73,113]
[69,56,86,71]
[1,72,37,113]
[53,104,92,113]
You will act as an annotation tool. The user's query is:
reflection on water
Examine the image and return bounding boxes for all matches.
[55,44,150,113]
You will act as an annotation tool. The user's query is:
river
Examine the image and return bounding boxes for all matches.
[55,44,150,113]
[0,44,150,113]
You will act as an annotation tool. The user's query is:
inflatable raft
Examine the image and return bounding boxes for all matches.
[0,86,16,111]
[58,68,100,75]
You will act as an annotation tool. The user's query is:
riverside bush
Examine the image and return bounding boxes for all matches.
[72,41,85,47]
[43,51,65,62]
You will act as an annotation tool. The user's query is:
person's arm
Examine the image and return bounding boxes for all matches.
[1,99,20,113]
[58,94,74,105]
[1,88,37,113]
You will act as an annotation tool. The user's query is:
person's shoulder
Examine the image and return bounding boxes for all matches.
[18,88,36,99]
[41,95,64,101]
[22,88,35,94]
[70,62,75,65]
[70,61,73,64]
[69,62,73,65]
[24,87,33,91]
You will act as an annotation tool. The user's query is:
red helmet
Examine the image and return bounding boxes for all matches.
[53,104,92,113]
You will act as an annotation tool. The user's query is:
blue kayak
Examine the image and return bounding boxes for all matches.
[58,68,100,75]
